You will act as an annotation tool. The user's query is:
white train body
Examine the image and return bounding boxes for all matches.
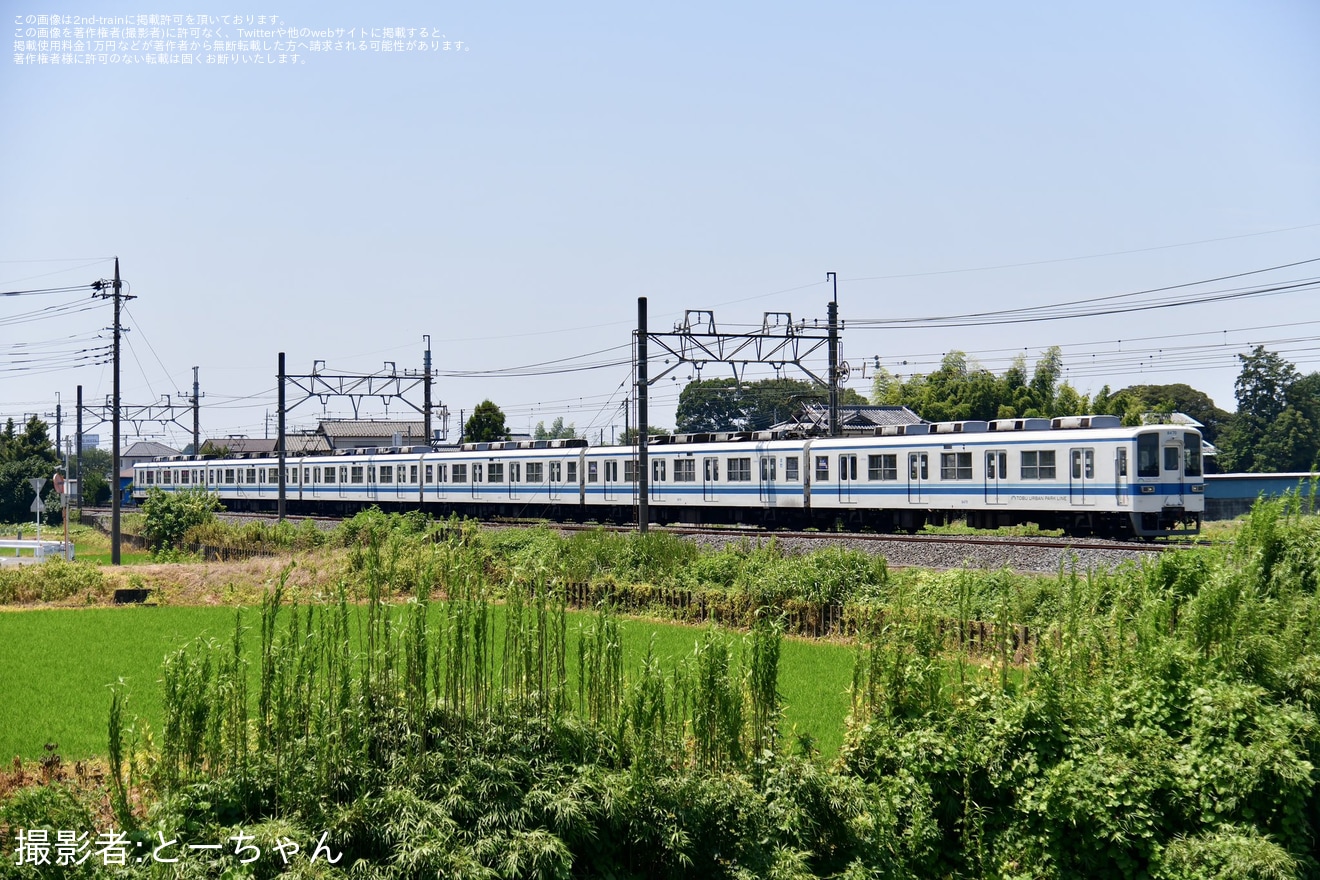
[133,416,1204,537]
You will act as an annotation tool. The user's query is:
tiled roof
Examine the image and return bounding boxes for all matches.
[317,420,427,438]
[122,440,179,457]
[778,404,925,432]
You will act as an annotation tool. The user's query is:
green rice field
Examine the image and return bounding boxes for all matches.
[0,603,855,762]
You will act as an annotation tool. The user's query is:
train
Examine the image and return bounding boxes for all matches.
[132,415,1204,538]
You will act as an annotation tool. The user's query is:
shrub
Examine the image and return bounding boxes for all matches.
[139,487,222,551]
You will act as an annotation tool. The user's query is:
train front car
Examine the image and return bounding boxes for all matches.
[1128,426,1204,538]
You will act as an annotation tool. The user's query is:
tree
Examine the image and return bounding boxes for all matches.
[619,425,672,445]
[465,400,511,443]
[533,417,577,440]
[1255,408,1319,473]
[868,348,1091,422]
[675,377,866,433]
[1219,347,1307,472]
[0,416,61,523]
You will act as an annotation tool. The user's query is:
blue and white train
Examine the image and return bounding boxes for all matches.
[132,415,1204,537]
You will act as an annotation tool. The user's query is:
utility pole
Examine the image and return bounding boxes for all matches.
[178,366,202,454]
[277,352,286,521]
[75,385,83,516]
[826,271,840,437]
[52,393,61,455]
[92,258,132,565]
[637,297,648,533]
[423,335,433,447]
[112,260,122,563]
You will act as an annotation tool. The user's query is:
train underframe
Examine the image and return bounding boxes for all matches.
[234,494,1200,539]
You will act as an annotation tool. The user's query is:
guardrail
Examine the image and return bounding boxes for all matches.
[0,539,74,563]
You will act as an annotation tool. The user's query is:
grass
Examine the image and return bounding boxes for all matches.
[0,603,858,762]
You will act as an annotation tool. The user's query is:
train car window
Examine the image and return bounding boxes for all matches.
[760,457,776,481]
[604,461,617,481]
[1070,450,1096,480]
[145,471,155,485]
[674,459,695,482]
[259,468,267,483]
[339,466,349,483]
[867,454,897,481]
[224,468,235,483]
[408,465,417,484]
[623,460,635,482]
[367,466,376,482]
[161,470,171,485]
[473,463,484,482]
[424,465,433,483]
[727,458,751,481]
[350,466,364,484]
[437,464,447,483]
[704,458,719,482]
[815,456,829,481]
[1163,446,1180,472]
[588,462,598,482]
[325,467,336,484]
[1183,433,1202,476]
[527,462,543,482]
[246,468,257,484]
[313,467,321,482]
[653,459,666,482]
[208,470,215,483]
[380,465,393,484]
[1137,433,1159,477]
[567,461,578,482]
[1116,449,1128,477]
[785,457,799,481]
[1020,450,1056,479]
[940,453,972,480]
[549,462,560,482]
[510,463,520,483]
[452,464,467,483]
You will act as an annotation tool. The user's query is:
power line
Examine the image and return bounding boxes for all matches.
[843,223,1320,283]
[850,260,1320,328]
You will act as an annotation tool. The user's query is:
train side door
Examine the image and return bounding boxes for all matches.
[985,450,1007,504]
[838,454,858,503]
[702,456,718,502]
[1069,448,1095,506]
[907,452,927,503]
[1163,437,1185,507]
[548,461,562,501]
[509,462,521,501]
[759,455,776,504]
[1115,448,1129,506]
[366,463,378,501]
[651,458,665,502]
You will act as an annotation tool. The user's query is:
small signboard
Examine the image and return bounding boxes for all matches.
[28,477,46,496]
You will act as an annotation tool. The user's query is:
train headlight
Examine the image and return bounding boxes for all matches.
[1191,485,1204,493]
[1140,486,1155,494]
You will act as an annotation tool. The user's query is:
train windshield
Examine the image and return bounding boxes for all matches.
[1137,433,1160,478]
[1183,432,1202,476]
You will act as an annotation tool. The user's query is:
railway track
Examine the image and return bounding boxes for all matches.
[87,508,1199,573]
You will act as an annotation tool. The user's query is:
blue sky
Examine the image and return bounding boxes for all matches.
[3,0,1318,449]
